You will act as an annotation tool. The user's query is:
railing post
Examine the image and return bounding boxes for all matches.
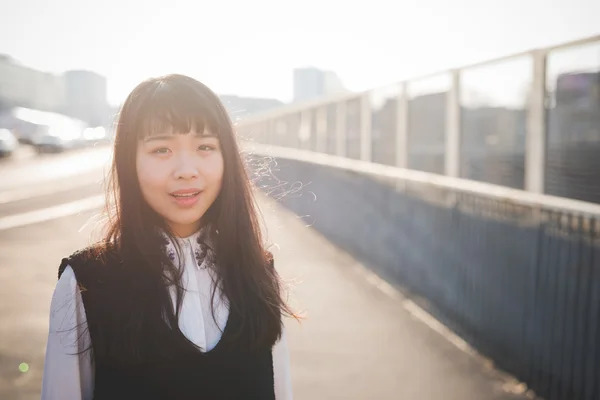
[336,101,347,157]
[275,118,285,147]
[445,70,461,178]
[360,93,372,162]
[525,49,547,194]
[396,82,409,168]
[299,110,311,150]
[316,106,327,153]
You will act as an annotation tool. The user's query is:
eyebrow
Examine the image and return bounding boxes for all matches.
[143,132,217,143]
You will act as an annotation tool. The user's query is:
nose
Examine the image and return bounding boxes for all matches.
[173,153,200,180]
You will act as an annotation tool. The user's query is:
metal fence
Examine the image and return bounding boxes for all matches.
[246,144,600,400]
[238,32,600,400]
[238,34,600,205]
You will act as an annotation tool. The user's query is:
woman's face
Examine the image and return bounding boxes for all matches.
[136,128,224,237]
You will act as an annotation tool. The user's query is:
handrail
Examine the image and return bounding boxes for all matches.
[244,142,600,217]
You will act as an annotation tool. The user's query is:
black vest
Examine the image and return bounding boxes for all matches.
[58,245,276,400]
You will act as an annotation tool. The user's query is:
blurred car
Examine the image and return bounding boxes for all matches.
[13,124,38,145]
[83,126,112,146]
[32,121,85,153]
[0,128,19,157]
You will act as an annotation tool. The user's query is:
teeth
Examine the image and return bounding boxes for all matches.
[173,192,198,198]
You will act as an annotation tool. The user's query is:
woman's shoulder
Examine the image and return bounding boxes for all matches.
[58,241,122,281]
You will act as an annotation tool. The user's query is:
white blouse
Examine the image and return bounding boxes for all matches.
[41,232,293,400]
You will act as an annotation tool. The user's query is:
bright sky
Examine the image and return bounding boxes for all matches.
[1,0,598,106]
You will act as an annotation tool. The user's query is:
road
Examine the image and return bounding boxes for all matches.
[0,146,534,399]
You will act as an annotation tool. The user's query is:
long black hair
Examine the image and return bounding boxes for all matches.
[96,74,294,359]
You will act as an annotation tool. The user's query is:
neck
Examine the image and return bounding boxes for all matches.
[169,224,202,239]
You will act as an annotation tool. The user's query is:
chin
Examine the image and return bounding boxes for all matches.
[170,216,204,227]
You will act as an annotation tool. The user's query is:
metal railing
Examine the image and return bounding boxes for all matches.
[238,33,600,400]
[245,143,600,400]
[238,33,600,205]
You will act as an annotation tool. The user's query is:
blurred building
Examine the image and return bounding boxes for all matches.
[63,70,109,126]
[293,67,347,102]
[545,71,600,203]
[461,106,526,189]
[407,91,447,174]
[0,56,109,128]
[219,95,285,120]
[0,54,65,112]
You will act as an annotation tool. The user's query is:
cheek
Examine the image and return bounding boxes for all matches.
[208,154,225,187]
[136,153,165,196]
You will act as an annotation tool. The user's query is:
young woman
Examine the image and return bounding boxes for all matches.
[41,74,295,399]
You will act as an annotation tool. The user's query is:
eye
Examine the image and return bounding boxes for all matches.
[198,144,216,152]
[151,147,170,154]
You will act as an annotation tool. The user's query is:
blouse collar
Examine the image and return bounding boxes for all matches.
[161,227,216,270]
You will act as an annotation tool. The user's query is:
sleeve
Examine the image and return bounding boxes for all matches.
[41,265,95,400]
[272,326,293,400]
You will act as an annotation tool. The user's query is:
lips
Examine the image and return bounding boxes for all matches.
[170,188,202,197]
[171,191,200,198]
[169,188,203,207]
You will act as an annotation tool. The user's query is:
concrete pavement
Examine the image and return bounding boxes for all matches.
[264,194,532,400]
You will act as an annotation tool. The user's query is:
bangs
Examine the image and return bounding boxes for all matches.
[133,80,222,140]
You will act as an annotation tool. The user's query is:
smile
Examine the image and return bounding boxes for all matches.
[171,192,200,198]
[169,189,203,207]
